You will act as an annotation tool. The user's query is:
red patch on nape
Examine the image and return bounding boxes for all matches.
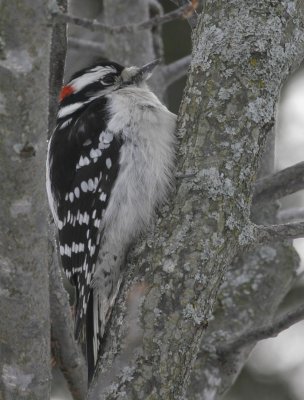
[59,85,75,102]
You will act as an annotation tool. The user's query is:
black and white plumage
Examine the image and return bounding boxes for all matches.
[46,60,176,382]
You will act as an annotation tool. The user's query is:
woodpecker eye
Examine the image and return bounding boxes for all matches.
[102,74,116,85]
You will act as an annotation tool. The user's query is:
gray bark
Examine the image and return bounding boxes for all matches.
[48,0,68,134]
[88,1,304,399]
[0,0,303,399]
[48,2,88,398]
[187,131,299,399]
[0,0,52,399]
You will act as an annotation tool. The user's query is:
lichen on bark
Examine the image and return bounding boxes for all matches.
[88,1,304,399]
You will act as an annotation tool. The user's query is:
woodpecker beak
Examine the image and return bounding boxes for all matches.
[135,59,160,81]
[121,60,160,86]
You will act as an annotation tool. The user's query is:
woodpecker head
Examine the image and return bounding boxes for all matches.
[59,60,159,107]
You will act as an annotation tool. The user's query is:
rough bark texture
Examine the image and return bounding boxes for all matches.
[0,0,52,399]
[1,0,303,399]
[187,131,299,399]
[88,1,304,399]
[48,2,88,398]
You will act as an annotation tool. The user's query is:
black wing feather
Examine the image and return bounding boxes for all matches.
[50,98,122,340]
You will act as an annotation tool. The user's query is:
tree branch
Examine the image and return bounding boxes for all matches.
[68,37,106,54]
[47,4,87,397]
[148,0,165,62]
[49,238,87,400]
[48,0,67,142]
[277,207,304,223]
[255,221,304,244]
[253,161,304,204]
[217,304,304,356]
[161,55,191,87]
[88,1,304,397]
[52,3,195,34]
[169,0,199,28]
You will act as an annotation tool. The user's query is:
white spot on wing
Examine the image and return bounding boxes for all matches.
[79,156,84,167]
[99,192,107,202]
[81,181,88,192]
[64,244,71,257]
[90,149,97,158]
[94,219,100,228]
[103,132,114,143]
[90,245,96,257]
[83,212,90,225]
[88,179,94,191]
[98,142,110,150]
[106,158,112,169]
[77,156,90,170]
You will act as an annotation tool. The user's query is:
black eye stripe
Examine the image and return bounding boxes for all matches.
[102,75,116,85]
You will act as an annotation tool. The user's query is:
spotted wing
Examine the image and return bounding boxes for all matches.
[51,99,122,339]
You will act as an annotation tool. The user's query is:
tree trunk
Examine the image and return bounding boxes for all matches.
[187,130,299,399]
[0,1,52,398]
[88,1,304,399]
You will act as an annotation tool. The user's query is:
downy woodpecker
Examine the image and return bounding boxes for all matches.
[46,60,176,382]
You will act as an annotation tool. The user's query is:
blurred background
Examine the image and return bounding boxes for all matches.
[51,1,304,399]
[224,74,304,400]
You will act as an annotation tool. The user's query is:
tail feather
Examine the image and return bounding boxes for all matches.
[76,277,124,384]
[86,292,95,384]
[74,274,90,341]
[87,290,110,383]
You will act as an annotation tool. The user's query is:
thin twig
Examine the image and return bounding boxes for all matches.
[48,5,87,397]
[255,221,304,244]
[169,0,199,28]
[277,207,304,223]
[236,221,304,248]
[148,0,165,61]
[68,37,106,54]
[175,171,197,179]
[48,0,67,135]
[217,304,304,356]
[161,55,191,87]
[52,4,195,34]
[253,161,304,204]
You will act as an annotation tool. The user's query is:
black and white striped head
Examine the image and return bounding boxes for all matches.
[58,60,159,120]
